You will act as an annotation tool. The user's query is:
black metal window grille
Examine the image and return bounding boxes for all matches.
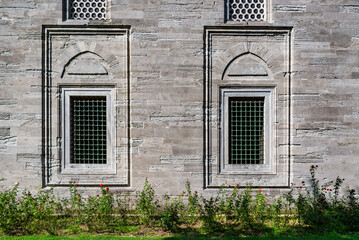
[70,96,107,164]
[229,97,264,164]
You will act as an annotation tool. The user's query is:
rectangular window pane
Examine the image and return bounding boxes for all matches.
[70,96,107,164]
[229,97,264,164]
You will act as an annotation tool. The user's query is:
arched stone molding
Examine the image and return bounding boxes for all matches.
[221,52,274,80]
[212,42,282,81]
[54,41,122,80]
[61,51,109,78]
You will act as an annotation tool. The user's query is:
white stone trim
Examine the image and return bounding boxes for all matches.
[61,87,116,175]
[220,87,276,174]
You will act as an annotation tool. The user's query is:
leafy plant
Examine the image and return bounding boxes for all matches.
[234,185,253,229]
[0,167,359,236]
[135,178,158,225]
[182,181,201,226]
[159,194,183,231]
[218,185,238,221]
[0,184,22,234]
[253,189,269,230]
[200,195,222,232]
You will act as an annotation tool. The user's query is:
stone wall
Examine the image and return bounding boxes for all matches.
[0,0,358,196]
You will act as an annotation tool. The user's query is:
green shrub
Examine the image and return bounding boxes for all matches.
[182,181,201,226]
[253,189,269,230]
[0,184,22,234]
[234,185,253,229]
[270,195,284,225]
[200,195,222,232]
[159,194,183,231]
[1,166,359,236]
[82,185,115,232]
[218,185,238,221]
[135,178,159,225]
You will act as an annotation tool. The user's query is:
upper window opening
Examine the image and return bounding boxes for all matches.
[69,0,107,20]
[228,0,266,22]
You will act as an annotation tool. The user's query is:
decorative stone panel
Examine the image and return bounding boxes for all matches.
[42,26,130,187]
[204,26,292,188]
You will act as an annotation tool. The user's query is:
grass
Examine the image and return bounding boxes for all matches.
[1,232,359,240]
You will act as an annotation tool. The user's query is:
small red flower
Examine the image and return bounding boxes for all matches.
[228,185,231,188]
[296,187,299,189]
[73,181,76,183]
[330,189,332,191]
[182,191,186,194]
[300,186,302,189]
[75,184,78,187]
[259,190,262,193]
[327,189,329,191]
[106,187,109,191]
[236,184,239,187]
[100,184,104,187]
[96,194,99,197]
[88,197,90,199]
[195,191,198,194]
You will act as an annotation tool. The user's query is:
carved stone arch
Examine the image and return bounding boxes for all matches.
[61,51,109,78]
[218,41,282,77]
[222,52,273,80]
[55,41,120,78]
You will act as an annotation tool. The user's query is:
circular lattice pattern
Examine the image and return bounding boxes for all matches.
[70,0,107,20]
[229,0,266,21]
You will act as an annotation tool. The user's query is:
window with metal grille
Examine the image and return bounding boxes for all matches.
[61,87,115,174]
[69,0,107,20]
[228,0,267,21]
[70,96,107,164]
[228,97,264,164]
[220,88,273,174]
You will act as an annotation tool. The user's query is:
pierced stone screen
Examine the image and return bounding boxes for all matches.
[70,96,107,164]
[69,0,107,20]
[229,97,264,164]
[229,0,266,21]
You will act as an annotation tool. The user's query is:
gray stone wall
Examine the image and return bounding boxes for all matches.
[0,0,358,196]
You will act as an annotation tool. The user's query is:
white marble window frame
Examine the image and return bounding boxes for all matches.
[220,87,276,174]
[61,87,116,175]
